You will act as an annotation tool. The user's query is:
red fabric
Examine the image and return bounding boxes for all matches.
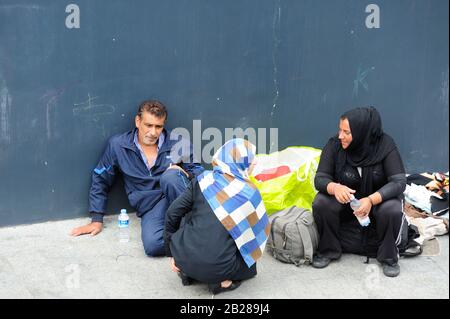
[254,165,291,182]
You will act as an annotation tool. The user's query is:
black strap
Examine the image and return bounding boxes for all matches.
[362,227,370,264]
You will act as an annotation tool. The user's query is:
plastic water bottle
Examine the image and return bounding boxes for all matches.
[349,195,370,227]
[118,209,130,243]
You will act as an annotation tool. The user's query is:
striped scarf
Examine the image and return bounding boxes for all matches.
[197,138,270,268]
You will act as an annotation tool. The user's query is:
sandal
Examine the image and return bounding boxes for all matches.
[208,281,241,295]
[400,244,422,257]
[178,271,193,286]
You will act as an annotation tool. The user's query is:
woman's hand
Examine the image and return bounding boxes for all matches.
[332,183,356,204]
[170,257,180,273]
[353,197,372,218]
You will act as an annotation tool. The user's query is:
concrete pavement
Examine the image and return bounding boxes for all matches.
[0,213,448,299]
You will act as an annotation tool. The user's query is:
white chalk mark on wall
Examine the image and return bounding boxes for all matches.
[46,103,52,139]
[73,93,115,138]
[73,93,115,118]
[352,65,375,98]
[270,0,281,119]
[40,88,66,140]
[440,69,449,106]
[269,0,281,154]
[0,4,41,10]
[0,78,12,144]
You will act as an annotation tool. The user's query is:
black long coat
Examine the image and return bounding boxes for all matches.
[164,179,256,284]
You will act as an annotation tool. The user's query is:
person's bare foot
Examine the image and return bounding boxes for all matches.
[221,280,232,288]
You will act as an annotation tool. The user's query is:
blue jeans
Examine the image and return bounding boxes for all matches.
[141,169,189,257]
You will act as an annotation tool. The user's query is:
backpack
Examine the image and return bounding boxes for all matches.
[339,215,422,260]
[266,206,319,266]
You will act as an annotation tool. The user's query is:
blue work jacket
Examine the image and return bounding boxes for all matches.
[88,128,204,221]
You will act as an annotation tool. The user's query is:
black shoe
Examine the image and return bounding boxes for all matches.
[312,256,332,269]
[208,281,241,295]
[382,263,400,277]
[178,272,192,286]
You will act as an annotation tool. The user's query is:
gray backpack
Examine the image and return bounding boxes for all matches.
[266,206,319,266]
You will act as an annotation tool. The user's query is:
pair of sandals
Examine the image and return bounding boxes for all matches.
[178,271,241,294]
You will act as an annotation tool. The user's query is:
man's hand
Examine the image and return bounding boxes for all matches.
[70,222,103,237]
[354,197,372,218]
[170,257,180,273]
[167,164,189,178]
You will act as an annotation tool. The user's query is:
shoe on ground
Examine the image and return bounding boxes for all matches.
[382,263,400,277]
[208,281,241,295]
[178,271,193,286]
[312,256,332,269]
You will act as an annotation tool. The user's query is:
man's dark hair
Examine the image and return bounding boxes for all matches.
[137,100,168,120]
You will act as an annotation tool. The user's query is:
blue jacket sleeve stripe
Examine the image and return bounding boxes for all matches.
[89,140,117,216]
[94,165,112,175]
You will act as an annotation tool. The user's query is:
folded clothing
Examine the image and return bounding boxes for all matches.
[404,183,433,213]
[407,216,448,241]
[406,172,449,214]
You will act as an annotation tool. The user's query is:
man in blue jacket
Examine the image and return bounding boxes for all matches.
[71,100,204,256]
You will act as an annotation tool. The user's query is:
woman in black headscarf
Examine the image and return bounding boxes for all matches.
[312,106,407,277]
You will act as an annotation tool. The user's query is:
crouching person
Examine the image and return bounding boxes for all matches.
[312,106,407,277]
[164,138,271,294]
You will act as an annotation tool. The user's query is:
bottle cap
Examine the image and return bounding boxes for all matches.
[120,209,127,214]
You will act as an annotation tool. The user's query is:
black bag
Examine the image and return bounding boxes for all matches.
[339,216,421,260]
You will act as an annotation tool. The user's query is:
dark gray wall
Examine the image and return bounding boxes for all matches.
[0,0,448,226]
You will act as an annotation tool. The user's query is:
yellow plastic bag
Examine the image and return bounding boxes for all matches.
[250,146,322,215]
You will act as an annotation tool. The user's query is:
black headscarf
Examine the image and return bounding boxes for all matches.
[336,106,397,196]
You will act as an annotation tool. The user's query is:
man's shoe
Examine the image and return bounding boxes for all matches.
[382,263,400,277]
[312,256,332,269]
[208,281,241,295]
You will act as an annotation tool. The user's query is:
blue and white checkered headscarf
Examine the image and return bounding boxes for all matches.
[197,138,270,268]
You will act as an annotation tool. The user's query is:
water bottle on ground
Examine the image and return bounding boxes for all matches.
[349,195,370,227]
[118,209,130,243]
